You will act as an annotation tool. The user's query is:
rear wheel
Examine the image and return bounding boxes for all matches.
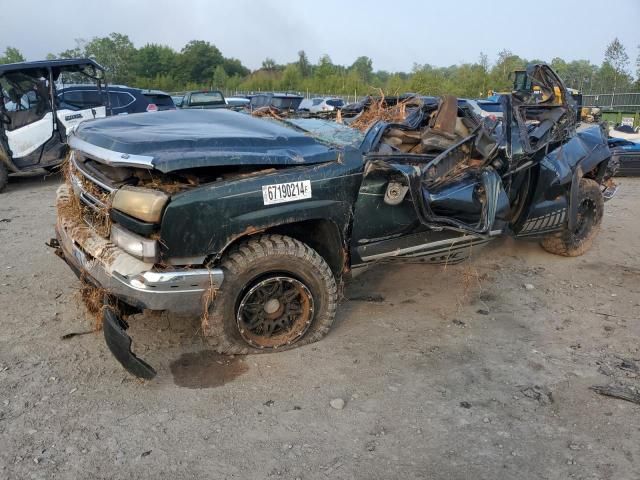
[205,234,338,354]
[0,162,7,193]
[540,178,604,257]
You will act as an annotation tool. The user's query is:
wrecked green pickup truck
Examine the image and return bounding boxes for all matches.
[53,65,614,378]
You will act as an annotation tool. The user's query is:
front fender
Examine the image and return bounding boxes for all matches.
[159,162,361,262]
[219,199,352,251]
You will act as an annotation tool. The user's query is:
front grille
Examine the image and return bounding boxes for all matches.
[69,153,115,238]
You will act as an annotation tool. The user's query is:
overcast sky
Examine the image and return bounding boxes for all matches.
[1,0,638,71]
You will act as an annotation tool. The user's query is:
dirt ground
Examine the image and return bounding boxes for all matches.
[0,172,639,480]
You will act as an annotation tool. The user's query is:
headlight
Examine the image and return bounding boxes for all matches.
[112,186,169,223]
[110,224,158,263]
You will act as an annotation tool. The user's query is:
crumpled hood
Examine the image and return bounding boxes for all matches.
[71,109,339,173]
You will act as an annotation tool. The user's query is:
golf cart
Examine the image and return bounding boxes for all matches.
[0,58,107,192]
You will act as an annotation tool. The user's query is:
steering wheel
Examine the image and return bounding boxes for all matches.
[0,111,10,125]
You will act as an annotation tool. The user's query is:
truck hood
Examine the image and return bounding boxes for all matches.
[69,109,340,173]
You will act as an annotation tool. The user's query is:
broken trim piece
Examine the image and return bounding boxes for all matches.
[68,135,154,169]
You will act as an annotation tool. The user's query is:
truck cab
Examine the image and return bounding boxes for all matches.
[180,90,227,109]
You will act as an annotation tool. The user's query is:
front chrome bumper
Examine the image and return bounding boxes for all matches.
[56,184,223,313]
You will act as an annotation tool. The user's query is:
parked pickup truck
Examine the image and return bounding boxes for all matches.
[180,90,228,109]
[52,64,615,379]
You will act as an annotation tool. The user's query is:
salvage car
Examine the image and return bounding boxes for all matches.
[226,96,250,108]
[299,97,345,114]
[58,85,175,115]
[180,90,227,109]
[247,92,303,113]
[609,124,640,142]
[608,137,640,176]
[0,58,107,192]
[52,64,614,379]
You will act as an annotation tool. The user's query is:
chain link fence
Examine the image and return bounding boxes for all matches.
[582,93,640,111]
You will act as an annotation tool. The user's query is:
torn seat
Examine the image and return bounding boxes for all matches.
[421,95,459,152]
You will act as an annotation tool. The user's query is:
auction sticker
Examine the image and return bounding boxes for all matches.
[262,180,312,205]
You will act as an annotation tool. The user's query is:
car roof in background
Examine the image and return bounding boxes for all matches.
[0,58,104,76]
[248,92,303,98]
[188,89,224,94]
[58,84,137,91]
[140,89,171,96]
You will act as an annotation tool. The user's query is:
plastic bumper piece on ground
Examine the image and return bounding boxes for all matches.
[103,305,157,380]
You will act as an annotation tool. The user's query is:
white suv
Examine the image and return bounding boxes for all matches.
[299,97,345,114]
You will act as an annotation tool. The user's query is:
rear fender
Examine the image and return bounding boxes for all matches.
[515,125,610,236]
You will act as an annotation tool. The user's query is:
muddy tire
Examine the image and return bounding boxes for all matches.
[540,178,604,257]
[0,162,7,193]
[205,234,338,355]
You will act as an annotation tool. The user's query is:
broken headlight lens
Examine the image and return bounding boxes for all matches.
[110,224,158,263]
[112,186,169,223]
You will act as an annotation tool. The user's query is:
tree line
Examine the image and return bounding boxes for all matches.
[1,33,639,98]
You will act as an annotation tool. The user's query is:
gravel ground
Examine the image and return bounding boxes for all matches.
[0,173,639,480]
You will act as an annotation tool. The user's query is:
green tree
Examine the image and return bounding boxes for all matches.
[297,50,311,77]
[602,37,630,92]
[490,49,525,91]
[178,40,224,85]
[222,58,249,77]
[226,74,243,92]
[350,56,373,84]
[212,65,228,89]
[58,39,87,59]
[477,52,490,96]
[134,44,177,79]
[280,64,301,91]
[261,57,277,71]
[315,55,335,80]
[84,33,136,84]
[550,57,568,80]
[563,60,597,91]
[410,64,445,95]
[385,73,407,95]
[636,45,640,87]
[0,46,26,64]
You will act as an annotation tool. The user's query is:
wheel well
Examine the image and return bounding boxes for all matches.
[220,219,347,277]
[583,157,610,182]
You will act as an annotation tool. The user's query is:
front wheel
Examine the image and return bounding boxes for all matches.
[540,178,604,257]
[205,234,338,354]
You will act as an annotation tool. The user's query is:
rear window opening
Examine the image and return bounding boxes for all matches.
[271,97,302,110]
[189,91,225,106]
[143,94,174,107]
